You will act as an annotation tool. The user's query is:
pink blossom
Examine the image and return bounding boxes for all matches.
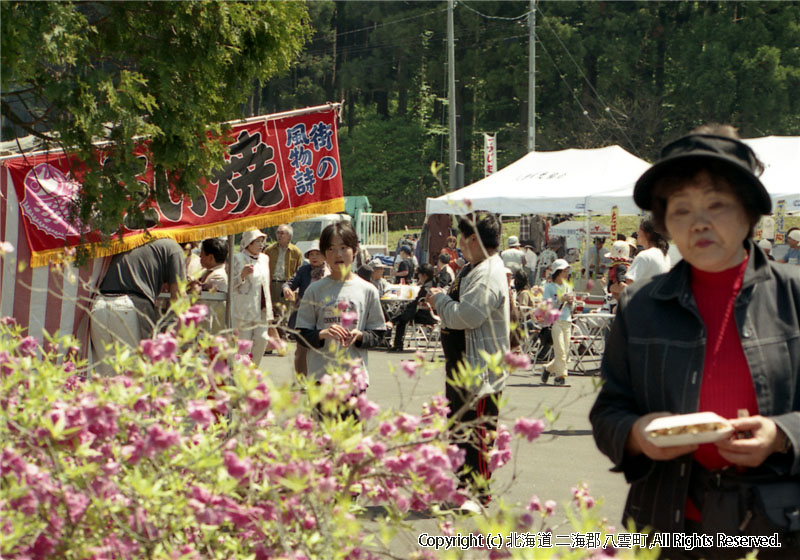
[294,414,313,431]
[245,382,270,416]
[139,333,178,362]
[302,513,317,530]
[355,393,379,420]
[383,453,414,474]
[439,520,455,536]
[267,336,287,352]
[0,350,16,377]
[504,350,531,371]
[187,401,215,427]
[527,495,542,512]
[366,439,386,458]
[224,451,251,479]
[514,417,546,442]
[544,499,557,515]
[171,545,200,560]
[30,534,58,558]
[18,336,38,357]
[64,487,89,522]
[446,445,465,470]
[424,395,450,418]
[488,447,511,471]
[348,364,369,394]
[212,358,230,375]
[545,307,561,326]
[494,424,512,451]
[341,311,358,329]
[237,339,253,355]
[395,413,420,433]
[179,303,208,327]
[317,476,337,493]
[145,425,180,453]
[379,421,396,437]
[401,360,419,378]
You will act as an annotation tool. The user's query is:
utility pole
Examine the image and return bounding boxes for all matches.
[527,0,536,152]
[448,0,458,191]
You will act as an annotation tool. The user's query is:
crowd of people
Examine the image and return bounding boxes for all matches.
[87,123,799,550]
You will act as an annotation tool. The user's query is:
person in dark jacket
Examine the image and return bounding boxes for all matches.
[283,241,328,375]
[388,263,436,352]
[590,125,800,559]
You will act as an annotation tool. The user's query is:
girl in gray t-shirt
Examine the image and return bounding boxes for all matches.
[295,222,385,383]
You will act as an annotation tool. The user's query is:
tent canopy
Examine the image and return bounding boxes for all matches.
[426,137,799,217]
[425,145,650,216]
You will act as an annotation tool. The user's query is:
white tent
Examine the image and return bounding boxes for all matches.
[743,136,800,213]
[426,136,799,217]
[586,136,800,215]
[425,145,650,216]
[549,220,610,237]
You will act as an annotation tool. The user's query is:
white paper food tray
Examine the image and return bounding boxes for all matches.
[643,412,733,447]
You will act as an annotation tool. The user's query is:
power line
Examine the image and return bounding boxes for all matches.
[536,4,641,156]
[307,7,448,43]
[459,1,532,22]
[535,36,607,144]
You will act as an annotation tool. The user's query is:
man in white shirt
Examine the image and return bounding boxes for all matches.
[623,219,671,287]
[501,235,526,273]
[582,237,610,281]
[188,237,229,333]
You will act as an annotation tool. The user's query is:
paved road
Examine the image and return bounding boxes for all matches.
[258,345,629,554]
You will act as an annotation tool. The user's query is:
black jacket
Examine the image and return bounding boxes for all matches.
[590,240,800,532]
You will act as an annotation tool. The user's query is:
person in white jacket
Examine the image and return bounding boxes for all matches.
[232,229,273,361]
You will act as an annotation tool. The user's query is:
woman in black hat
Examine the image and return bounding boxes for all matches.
[590,124,800,558]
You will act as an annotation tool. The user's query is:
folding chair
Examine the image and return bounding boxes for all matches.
[570,313,614,373]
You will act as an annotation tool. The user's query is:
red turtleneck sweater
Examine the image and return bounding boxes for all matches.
[685,253,757,521]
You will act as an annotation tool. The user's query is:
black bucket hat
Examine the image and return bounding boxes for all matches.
[633,134,771,215]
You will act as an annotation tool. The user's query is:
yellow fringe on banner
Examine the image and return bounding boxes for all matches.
[28,198,345,268]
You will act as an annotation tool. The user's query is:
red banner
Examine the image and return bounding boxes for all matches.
[3,107,345,267]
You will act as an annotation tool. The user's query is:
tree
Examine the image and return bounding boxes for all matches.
[1,1,310,236]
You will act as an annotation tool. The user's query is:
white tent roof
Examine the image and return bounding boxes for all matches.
[426,136,799,217]
[425,145,650,216]
[586,136,800,214]
[743,136,800,213]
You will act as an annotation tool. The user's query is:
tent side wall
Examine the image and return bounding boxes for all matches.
[1,163,107,350]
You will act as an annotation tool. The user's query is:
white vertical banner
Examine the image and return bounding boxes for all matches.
[483,133,496,177]
[775,200,786,244]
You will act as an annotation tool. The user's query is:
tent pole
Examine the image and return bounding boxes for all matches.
[584,204,590,293]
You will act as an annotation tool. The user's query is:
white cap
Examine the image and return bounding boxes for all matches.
[241,229,266,249]
[507,235,520,247]
[304,240,321,257]
[789,230,800,243]
[757,239,772,251]
[369,257,386,268]
[610,240,631,260]
[550,259,570,274]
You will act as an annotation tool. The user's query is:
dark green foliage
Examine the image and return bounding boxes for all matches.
[4,1,799,227]
[258,1,800,218]
[2,1,310,236]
